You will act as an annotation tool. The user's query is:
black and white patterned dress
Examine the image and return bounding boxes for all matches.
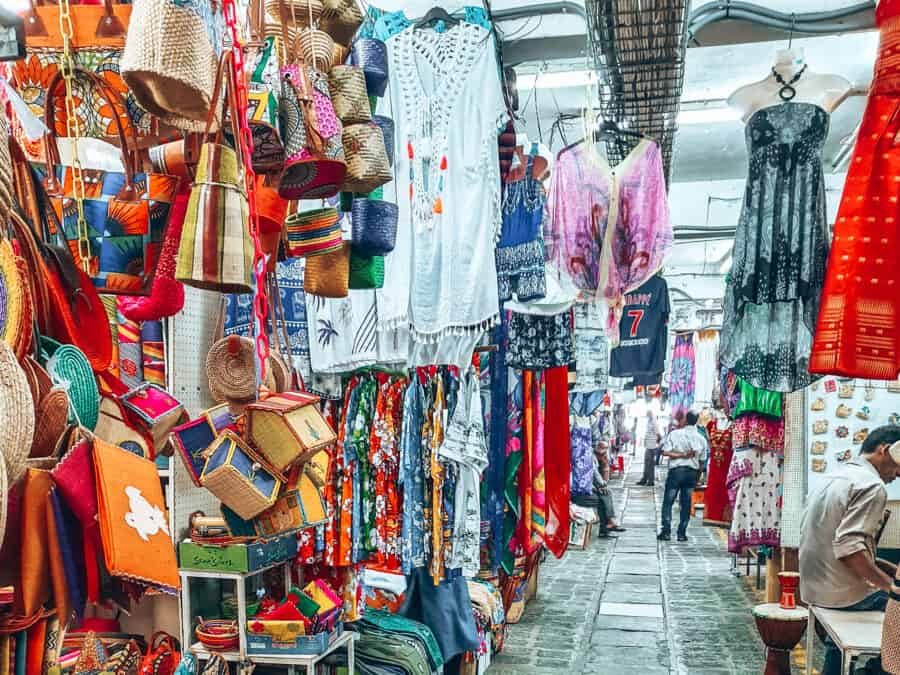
[719,102,830,392]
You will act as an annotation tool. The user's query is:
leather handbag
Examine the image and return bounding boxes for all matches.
[16,469,51,617]
[175,52,254,294]
[38,67,181,296]
[93,439,180,593]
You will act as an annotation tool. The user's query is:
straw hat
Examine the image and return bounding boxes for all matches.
[0,341,35,484]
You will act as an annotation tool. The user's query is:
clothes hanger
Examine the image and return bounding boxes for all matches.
[414,5,460,29]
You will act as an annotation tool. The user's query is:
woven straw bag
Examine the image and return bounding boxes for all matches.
[278,64,347,199]
[207,335,259,404]
[304,243,349,298]
[0,341,35,485]
[297,29,336,72]
[0,239,29,361]
[885,593,900,673]
[351,38,389,96]
[372,114,395,166]
[44,339,101,431]
[30,388,69,461]
[285,207,342,258]
[121,0,224,131]
[349,252,384,289]
[329,66,371,124]
[320,0,363,46]
[176,53,254,294]
[265,0,323,25]
[341,122,392,194]
[351,198,398,256]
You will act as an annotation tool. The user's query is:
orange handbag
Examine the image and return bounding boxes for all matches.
[93,439,180,593]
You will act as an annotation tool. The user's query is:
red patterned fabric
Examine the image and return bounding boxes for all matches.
[732,413,784,454]
[811,2,900,378]
[703,421,733,527]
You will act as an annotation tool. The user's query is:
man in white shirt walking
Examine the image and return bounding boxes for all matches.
[657,411,708,542]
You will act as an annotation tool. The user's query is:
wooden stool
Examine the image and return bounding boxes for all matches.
[690,485,706,516]
[752,602,808,675]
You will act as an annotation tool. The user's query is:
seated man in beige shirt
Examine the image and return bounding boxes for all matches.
[800,426,900,675]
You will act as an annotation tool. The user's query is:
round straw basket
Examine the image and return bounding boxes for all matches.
[31,387,69,460]
[297,29,335,71]
[0,341,35,484]
[0,240,27,361]
[46,343,100,432]
[329,65,371,124]
[207,335,258,404]
[196,619,240,651]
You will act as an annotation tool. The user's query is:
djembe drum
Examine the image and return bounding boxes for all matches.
[752,603,809,675]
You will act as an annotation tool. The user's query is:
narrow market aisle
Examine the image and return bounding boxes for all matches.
[489,452,768,675]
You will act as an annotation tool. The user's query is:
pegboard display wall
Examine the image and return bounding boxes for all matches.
[780,386,900,550]
[169,285,225,540]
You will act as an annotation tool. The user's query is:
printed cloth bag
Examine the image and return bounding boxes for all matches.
[14,0,153,141]
[36,68,180,295]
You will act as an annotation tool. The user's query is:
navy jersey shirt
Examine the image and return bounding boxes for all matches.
[609,276,670,378]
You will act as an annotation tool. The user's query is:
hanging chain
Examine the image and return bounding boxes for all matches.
[223,0,271,381]
[58,0,92,273]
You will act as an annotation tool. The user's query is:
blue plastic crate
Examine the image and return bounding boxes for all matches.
[246,623,344,656]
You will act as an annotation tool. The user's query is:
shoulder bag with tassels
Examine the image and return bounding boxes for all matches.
[175,51,254,294]
[38,67,182,297]
[139,632,180,675]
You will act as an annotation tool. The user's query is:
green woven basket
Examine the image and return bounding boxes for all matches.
[349,252,384,289]
[43,337,100,431]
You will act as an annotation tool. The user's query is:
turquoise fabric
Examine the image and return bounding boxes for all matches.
[358,5,491,40]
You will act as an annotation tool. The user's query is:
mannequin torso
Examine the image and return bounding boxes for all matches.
[727,48,853,122]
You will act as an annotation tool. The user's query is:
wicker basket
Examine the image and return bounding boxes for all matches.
[328,66,371,124]
[340,122,392,194]
[297,29,335,72]
[196,620,240,651]
[206,335,258,404]
[320,0,363,45]
[30,388,69,459]
[332,43,349,66]
[200,430,282,520]
[303,243,349,298]
[265,0,323,26]
[285,207,342,258]
[350,38,389,97]
[372,114,394,166]
[350,198,397,256]
[246,391,336,472]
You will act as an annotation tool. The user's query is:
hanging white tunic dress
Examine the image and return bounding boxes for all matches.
[376,22,508,368]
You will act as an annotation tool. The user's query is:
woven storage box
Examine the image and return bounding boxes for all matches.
[172,404,237,486]
[200,430,282,520]
[246,392,337,472]
[254,472,327,536]
[304,450,330,488]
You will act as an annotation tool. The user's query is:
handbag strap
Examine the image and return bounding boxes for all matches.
[205,52,247,180]
[42,66,140,200]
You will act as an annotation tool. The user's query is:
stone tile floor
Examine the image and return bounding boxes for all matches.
[488,451,825,675]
